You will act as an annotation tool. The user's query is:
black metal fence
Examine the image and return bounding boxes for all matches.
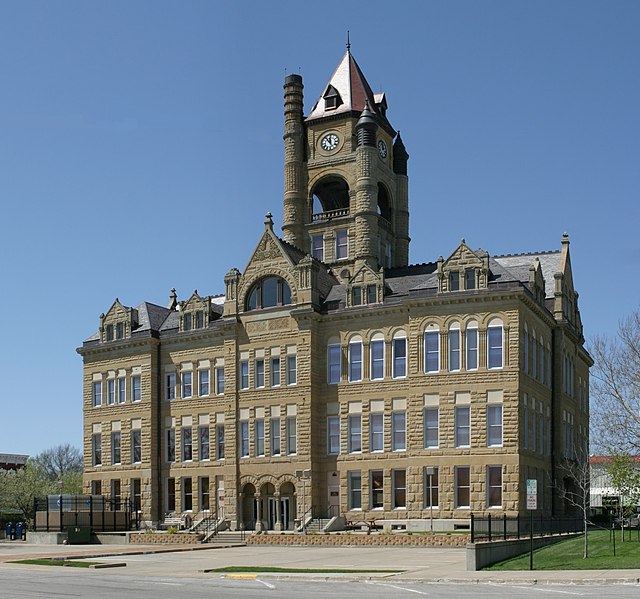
[470,513,583,543]
[33,495,139,532]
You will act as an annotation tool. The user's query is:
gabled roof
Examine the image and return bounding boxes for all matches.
[494,251,561,299]
[306,50,380,122]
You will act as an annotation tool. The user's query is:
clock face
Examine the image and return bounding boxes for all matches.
[321,133,340,152]
[378,139,388,159]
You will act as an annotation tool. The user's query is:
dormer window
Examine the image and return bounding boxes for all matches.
[116,322,125,339]
[106,324,114,341]
[465,269,476,290]
[449,271,460,291]
[323,85,342,111]
[195,310,204,329]
[351,284,378,307]
[246,276,292,311]
[184,313,192,331]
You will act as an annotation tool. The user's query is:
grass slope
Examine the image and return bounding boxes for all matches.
[486,529,640,570]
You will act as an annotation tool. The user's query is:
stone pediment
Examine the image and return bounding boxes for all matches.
[442,240,483,270]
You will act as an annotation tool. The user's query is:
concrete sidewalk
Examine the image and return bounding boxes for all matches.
[1,541,639,585]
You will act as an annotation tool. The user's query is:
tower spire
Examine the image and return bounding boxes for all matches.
[346,30,351,52]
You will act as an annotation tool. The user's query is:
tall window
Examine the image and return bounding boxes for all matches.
[166,428,175,462]
[181,427,193,462]
[392,470,406,509]
[335,229,348,259]
[286,416,297,455]
[370,412,384,452]
[199,476,210,511]
[117,378,126,404]
[311,234,324,261]
[240,421,249,457]
[392,411,406,451]
[348,471,362,510]
[424,408,439,448]
[246,276,292,311]
[93,381,102,407]
[465,268,476,290]
[270,357,280,387]
[131,479,141,512]
[348,338,363,382]
[424,329,439,373]
[455,466,470,508]
[111,431,121,465]
[166,373,176,400]
[107,379,115,405]
[370,337,385,380]
[487,466,502,508]
[255,359,265,388]
[487,320,503,369]
[327,343,341,384]
[455,406,470,448]
[286,354,297,385]
[392,334,407,378]
[466,324,478,370]
[424,467,439,508]
[215,367,225,395]
[448,324,460,371]
[182,477,193,511]
[327,416,340,455]
[131,375,141,402]
[92,433,102,466]
[371,470,384,509]
[532,333,537,380]
[348,414,362,453]
[181,372,192,398]
[449,271,460,291]
[240,361,249,389]
[487,405,503,447]
[131,430,142,463]
[270,417,281,456]
[255,419,265,457]
[216,424,225,460]
[523,326,529,374]
[166,479,176,512]
[199,426,210,461]
[198,370,210,396]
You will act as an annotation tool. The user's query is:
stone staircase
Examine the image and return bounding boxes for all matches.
[205,530,248,545]
[305,518,331,533]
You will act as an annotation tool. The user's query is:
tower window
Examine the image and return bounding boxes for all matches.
[335,229,348,259]
[246,276,292,311]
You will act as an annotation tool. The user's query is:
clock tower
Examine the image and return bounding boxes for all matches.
[282,49,409,277]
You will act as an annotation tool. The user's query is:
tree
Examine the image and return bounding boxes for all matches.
[31,444,83,482]
[556,453,591,559]
[0,463,56,524]
[608,453,640,542]
[590,309,640,453]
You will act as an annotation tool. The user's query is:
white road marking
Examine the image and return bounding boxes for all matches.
[256,578,276,589]
[504,585,585,596]
[366,580,428,595]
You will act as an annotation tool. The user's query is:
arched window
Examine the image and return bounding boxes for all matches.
[370,332,385,381]
[348,335,363,382]
[487,317,504,369]
[424,324,440,373]
[246,276,292,311]
[392,330,407,379]
[466,320,478,371]
[448,322,461,372]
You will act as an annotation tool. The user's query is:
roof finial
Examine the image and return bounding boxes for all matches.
[346,30,351,52]
[264,211,274,231]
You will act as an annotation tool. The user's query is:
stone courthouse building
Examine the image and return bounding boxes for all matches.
[78,49,591,531]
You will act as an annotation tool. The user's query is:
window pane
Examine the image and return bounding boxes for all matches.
[327,344,341,384]
[465,269,476,290]
[466,328,478,370]
[449,271,459,291]
[349,342,362,381]
[488,326,503,368]
[371,340,384,380]
[371,470,384,509]
[455,407,470,447]
[370,413,383,452]
[393,337,406,378]
[348,415,361,453]
[348,471,361,510]
[262,277,278,307]
[425,331,439,372]
[448,329,460,371]
[393,470,406,508]
[392,412,406,451]
[424,408,439,448]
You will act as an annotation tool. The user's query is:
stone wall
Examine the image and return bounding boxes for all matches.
[129,532,204,544]
[248,532,469,547]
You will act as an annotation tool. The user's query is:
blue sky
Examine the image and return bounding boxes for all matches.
[1,1,638,455]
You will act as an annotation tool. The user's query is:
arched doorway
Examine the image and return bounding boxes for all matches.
[241,483,256,530]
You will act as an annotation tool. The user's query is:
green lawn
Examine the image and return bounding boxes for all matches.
[205,566,403,574]
[11,559,100,568]
[486,529,640,570]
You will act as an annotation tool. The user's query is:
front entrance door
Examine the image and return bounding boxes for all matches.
[328,484,340,516]
[268,497,278,530]
[280,497,290,530]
